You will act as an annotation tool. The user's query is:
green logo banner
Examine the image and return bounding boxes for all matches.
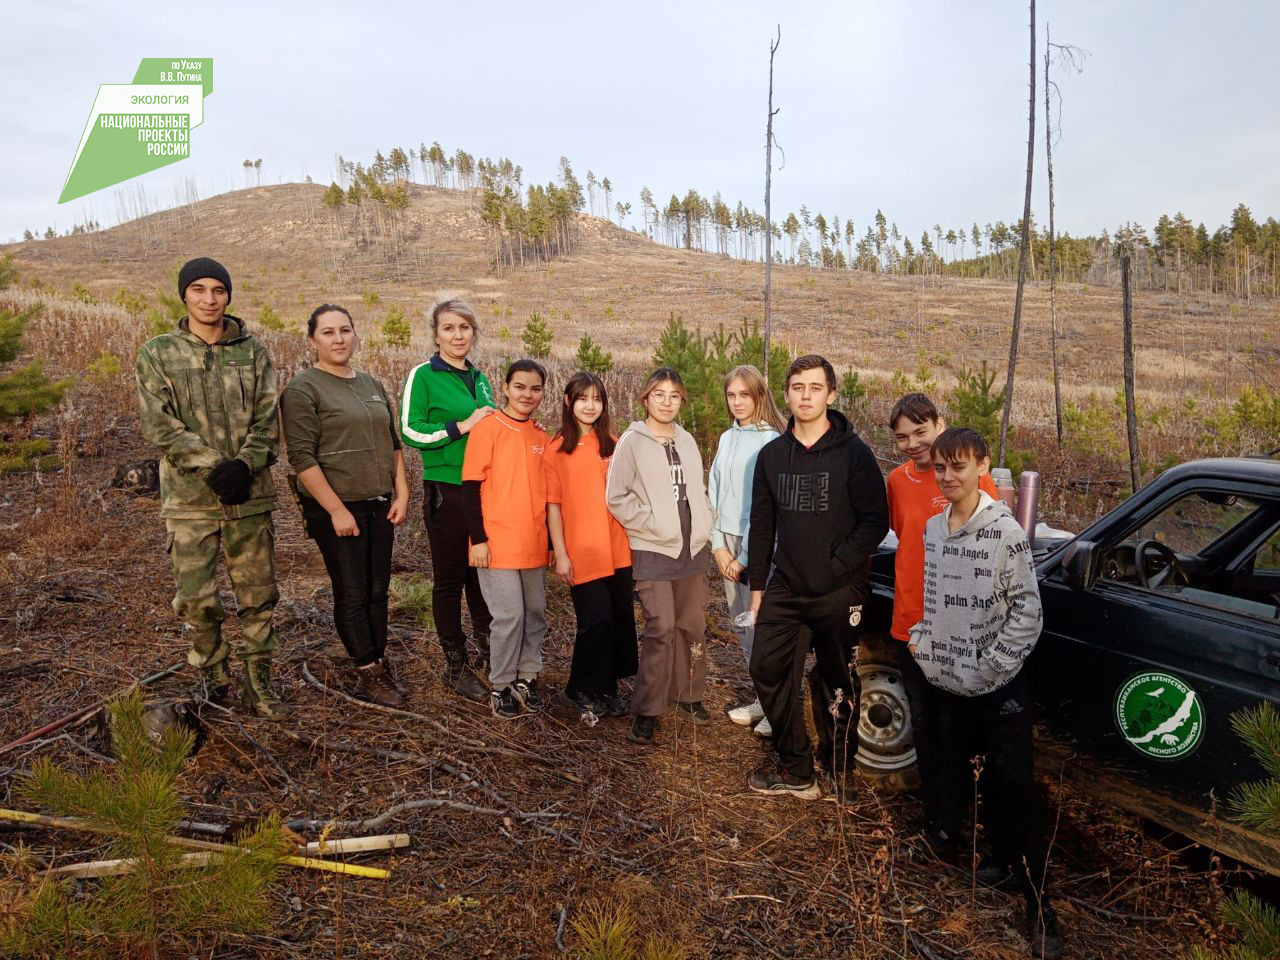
[58,59,212,204]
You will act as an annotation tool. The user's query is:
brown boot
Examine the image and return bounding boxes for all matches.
[356,661,404,708]
[380,656,410,698]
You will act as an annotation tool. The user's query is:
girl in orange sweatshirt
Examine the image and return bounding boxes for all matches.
[462,359,550,719]
[546,372,637,718]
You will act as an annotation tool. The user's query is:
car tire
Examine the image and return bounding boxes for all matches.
[855,638,920,793]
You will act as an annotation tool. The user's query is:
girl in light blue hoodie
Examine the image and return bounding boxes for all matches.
[708,365,786,733]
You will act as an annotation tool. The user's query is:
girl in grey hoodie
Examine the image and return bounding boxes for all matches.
[606,368,714,745]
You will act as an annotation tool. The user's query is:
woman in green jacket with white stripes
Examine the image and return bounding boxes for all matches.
[400,298,497,700]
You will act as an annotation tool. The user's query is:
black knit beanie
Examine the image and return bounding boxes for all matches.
[178,257,233,304]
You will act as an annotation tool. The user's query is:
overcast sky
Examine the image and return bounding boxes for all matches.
[4,0,1278,245]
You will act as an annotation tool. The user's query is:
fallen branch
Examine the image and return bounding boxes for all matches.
[0,662,184,757]
[286,799,562,833]
[1063,894,1169,924]
[907,930,952,960]
[554,903,568,953]
[1,808,391,879]
[175,819,232,838]
[205,712,302,795]
[46,847,391,880]
[301,661,484,745]
[0,658,51,678]
[299,663,579,779]
[48,852,217,879]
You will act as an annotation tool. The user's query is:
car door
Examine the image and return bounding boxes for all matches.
[1035,481,1280,811]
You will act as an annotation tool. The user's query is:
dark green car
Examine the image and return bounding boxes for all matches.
[856,457,1280,875]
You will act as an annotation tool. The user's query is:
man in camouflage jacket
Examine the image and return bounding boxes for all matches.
[135,257,288,718]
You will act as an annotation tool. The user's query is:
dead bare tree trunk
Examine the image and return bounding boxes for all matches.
[1122,254,1141,493]
[1045,23,1063,446]
[998,0,1036,467]
[763,26,780,386]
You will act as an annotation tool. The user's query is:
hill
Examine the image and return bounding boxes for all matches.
[8,182,1277,426]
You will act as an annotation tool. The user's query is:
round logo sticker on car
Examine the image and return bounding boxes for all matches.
[1114,671,1204,760]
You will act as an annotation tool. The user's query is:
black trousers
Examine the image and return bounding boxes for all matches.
[750,579,860,780]
[896,640,949,833]
[567,567,639,698]
[424,480,492,658]
[937,668,1051,907]
[305,497,394,667]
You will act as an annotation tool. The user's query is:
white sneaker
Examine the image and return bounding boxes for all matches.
[728,700,765,726]
[753,716,772,738]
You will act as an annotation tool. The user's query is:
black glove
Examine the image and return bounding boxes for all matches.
[207,458,254,505]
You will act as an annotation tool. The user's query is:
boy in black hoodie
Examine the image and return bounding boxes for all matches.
[746,355,890,798]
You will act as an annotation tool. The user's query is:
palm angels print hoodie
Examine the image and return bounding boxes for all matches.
[909,491,1043,697]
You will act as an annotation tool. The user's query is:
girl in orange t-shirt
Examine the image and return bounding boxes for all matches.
[462,359,550,719]
[546,372,637,718]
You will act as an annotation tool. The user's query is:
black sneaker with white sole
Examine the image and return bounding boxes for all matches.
[558,686,605,717]
[628,714,658,745]
[491,687,521,719]
[512,677,543,712]
[747,763,821,800]
[600,692,628,717]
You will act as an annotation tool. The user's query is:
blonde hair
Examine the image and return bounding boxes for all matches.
[723,364,786,432]
[429,297,480,345]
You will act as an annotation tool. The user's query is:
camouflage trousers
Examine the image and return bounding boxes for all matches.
[165,514,279,669]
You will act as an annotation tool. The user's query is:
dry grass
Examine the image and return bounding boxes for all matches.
[8,182,1277,407]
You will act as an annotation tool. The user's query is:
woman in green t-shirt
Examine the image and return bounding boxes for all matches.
[282,305,409,707]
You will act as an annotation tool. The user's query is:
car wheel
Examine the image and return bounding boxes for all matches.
[855,650,920,793]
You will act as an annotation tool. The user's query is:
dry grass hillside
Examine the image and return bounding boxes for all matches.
[9,182,1278,421]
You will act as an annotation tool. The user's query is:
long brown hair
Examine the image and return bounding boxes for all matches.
[557,371,615,457]
[723,364,786,432]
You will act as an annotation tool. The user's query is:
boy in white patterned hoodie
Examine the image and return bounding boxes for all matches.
[909,428,1062,960]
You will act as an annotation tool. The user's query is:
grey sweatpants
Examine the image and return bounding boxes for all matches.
[477,567,547,689]
[721,532,754,667]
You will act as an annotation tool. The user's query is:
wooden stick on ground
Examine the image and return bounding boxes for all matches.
[301,834,410,855]
[1,808,392,879]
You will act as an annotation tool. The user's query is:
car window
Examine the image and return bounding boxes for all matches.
[1254,527,1280,572]
[1124,493,1261,556]
[1098,492,1280,621]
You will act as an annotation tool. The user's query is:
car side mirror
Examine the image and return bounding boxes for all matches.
[1061,539,1099,591]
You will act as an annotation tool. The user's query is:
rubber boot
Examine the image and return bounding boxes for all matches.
[241,659,291,720]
